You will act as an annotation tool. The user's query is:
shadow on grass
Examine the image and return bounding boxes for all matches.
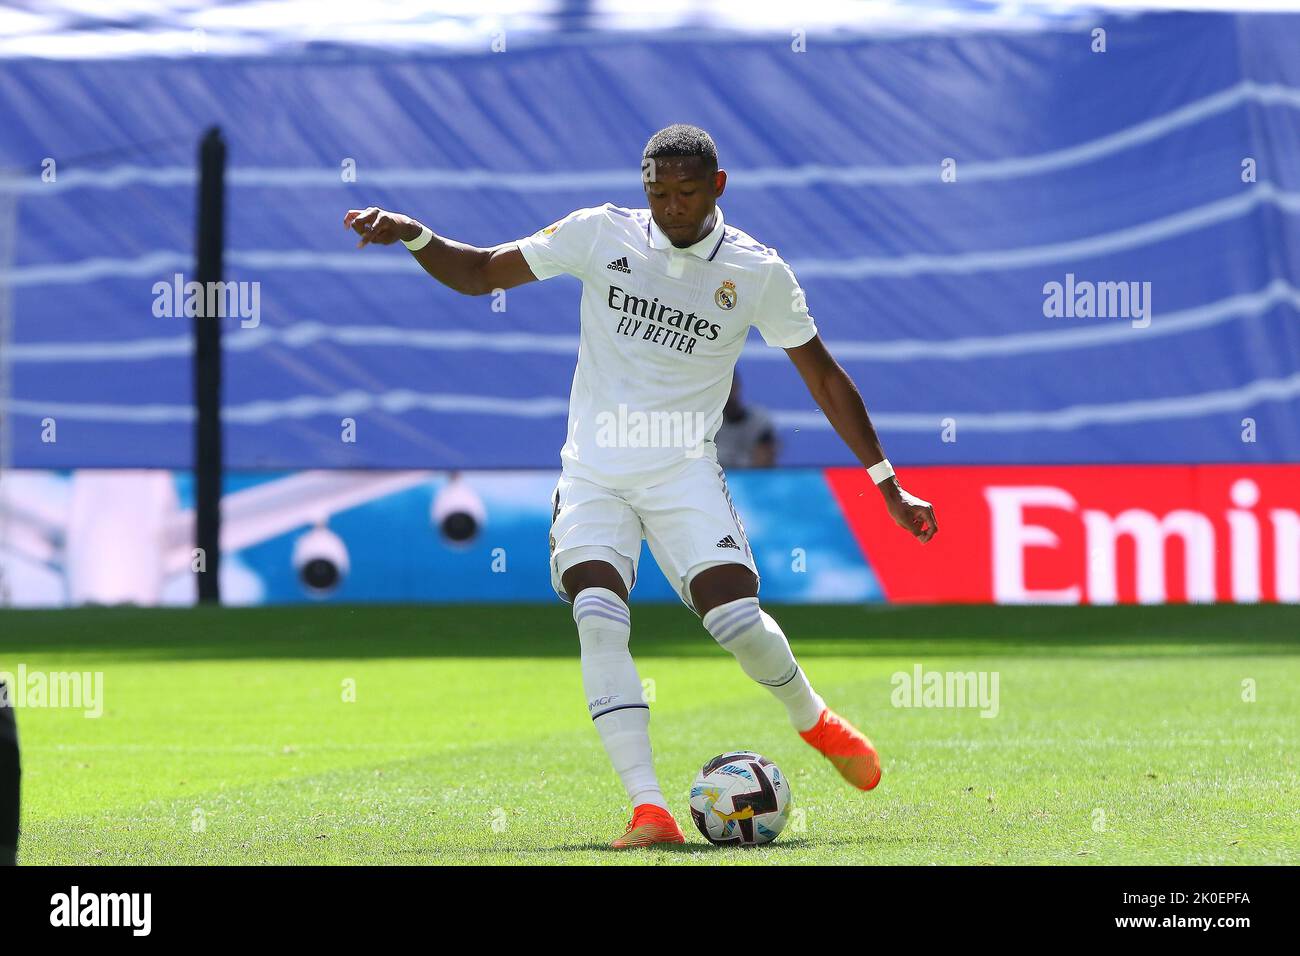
[527,833,887,855]
[2,603,1297,662]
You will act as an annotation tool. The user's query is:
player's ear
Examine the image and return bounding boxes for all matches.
[713,168,727,198]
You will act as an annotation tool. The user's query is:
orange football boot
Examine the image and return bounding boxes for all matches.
[799,708,882,790]
[611,804,686,849]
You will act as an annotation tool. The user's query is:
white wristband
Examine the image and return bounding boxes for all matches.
[402,224,433,251]
[867,458,895,484]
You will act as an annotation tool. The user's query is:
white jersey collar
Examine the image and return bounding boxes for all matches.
[646,205,727,261]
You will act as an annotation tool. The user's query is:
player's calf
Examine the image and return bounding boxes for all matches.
[701,597,881,791]
[701,596,825,732]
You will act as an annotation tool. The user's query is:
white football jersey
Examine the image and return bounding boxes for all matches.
[515,203,816,490]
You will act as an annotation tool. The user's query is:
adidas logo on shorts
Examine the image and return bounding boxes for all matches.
[716,534,740,550]
[606,256,632,274]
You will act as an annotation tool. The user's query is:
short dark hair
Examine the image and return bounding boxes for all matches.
[642,124,718,177]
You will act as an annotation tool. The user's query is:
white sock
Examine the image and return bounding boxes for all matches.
[702,597,825,733]
[573,588,667,810]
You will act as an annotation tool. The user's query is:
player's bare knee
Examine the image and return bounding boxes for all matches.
[689,563,758,617]
[563,559,629,604]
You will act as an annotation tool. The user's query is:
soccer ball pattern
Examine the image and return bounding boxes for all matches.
[689,751,791,846]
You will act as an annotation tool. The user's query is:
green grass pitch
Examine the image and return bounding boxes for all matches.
[3,603,1298,865]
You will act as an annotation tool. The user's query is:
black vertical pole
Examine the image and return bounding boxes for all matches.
[0,683,17,865]
[195,127,225,604]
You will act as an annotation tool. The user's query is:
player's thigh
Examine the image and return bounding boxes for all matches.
[633,458,759,614]
[549,474,642,605]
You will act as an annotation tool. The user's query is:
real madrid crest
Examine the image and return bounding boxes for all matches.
[714,279,738,311]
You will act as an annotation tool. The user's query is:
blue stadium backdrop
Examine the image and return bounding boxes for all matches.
[1,8,1298,605]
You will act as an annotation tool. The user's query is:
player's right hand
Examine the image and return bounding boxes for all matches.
[344,207,421,248]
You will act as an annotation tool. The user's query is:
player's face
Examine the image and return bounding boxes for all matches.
[642,156,726,248]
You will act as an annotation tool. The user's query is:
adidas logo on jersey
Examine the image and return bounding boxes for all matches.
[606,256,632,274]
[716,534,741,550]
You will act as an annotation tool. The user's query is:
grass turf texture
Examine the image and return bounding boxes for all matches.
[3,603,1297,865]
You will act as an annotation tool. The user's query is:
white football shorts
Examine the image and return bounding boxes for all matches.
[548,456,759,614]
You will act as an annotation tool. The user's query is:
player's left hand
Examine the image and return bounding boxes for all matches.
[879,480,938,543]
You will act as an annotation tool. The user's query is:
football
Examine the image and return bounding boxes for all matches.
[688,751,792,846]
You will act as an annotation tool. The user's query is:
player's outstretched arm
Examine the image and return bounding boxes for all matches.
[785,334,939,543]
[344,207,538,296]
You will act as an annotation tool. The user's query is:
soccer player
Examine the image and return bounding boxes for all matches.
[346,124,938,848]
